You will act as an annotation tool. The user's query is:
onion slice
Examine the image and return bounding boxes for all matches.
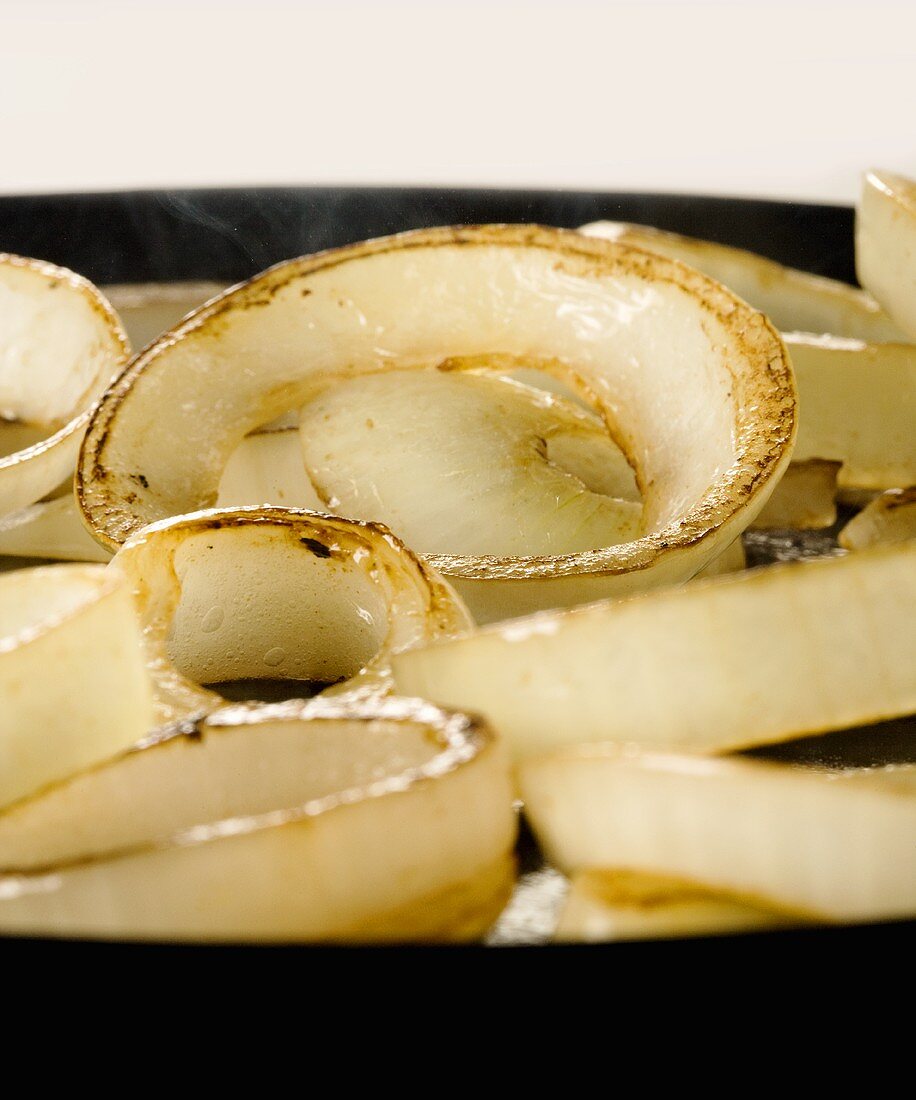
[0,697,516,941]
[840,488,916,550]
[298,369,642,557]
[519,747,916,922]
[580,220,905,342]
[856,170,916,340]
[0,563,153,810]
[0,255,129,516]
[217,428,325,510]
[750,459,840,529]
[77,225,795,622]
[393,542,916,759]
[788,334,916,490]
[554,869,792,942]
[112,506,472,725]
[0,494,110,563]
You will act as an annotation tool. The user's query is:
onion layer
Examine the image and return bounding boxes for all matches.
[77,225,795,622]
[788,334,916,490]
[554,870,791,942]
[0,698,516,941]
[112,506,472,725]
[749,459,840,530]
[520,747,916,921]
[840,488,916,550]
[0,563,153,810]
[0,255,129,516]
[393,542,916,759]
[856,170,916,340]
[580,220,905,342]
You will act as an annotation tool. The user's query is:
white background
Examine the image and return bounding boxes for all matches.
[1,0,914,203]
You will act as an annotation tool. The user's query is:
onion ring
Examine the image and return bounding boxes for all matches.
[0,254,128,517]
[0,697,516,941]
[77,225,795,622]
[111,505,472,725]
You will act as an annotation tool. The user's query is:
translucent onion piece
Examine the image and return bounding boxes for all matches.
[750,459,840,529]
[788,335,916,490]
[580,220,905,342]
[840,488,916,550]
[393,543,916,759]
[0,494,111,563]
[554,869,791,942]
[0,255,129,516]
[298,369,642,557]
[856,170,916,341]
[217,428,325,510]
[0,563,153,810]
[0,698,516,941]
[103,281,227,351]
[112,506,472,725]
[77,226,795,623]
[520,748,916,921]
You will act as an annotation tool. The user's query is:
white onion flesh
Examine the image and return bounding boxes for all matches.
[520,748,916,921]
[856,170,916,340]
[0,563,153,810]
[217,428,325,510]
[77,226,795,623]
[840,488,916,550]
[0,255,128,517]
[0,494,110,563]
[112,506,472,726]
[580,220,906,342]
[554,869,791,942]
[0,698,516,941]
[298,369,641,557]
[788,334,916,490]
[393,542,916,759]
[750,459,840,529]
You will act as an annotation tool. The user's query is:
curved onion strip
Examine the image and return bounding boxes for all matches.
[856,170,916,341]
[217,428,325,510]
[0,254,129,517]
[298,369,642,557]
[554,870,792,942]
[103,281,227,352]
[0,563,153,810]
[750,459,840,530]
[519,748,916,921]
[580,220,905,342]
[393,543,916,759]
[788,335,916,490]
[77,225,795,623]
[840,488,916,550]
[0,697,516,942]
[112,506,472,725]
[0,494,110,563]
